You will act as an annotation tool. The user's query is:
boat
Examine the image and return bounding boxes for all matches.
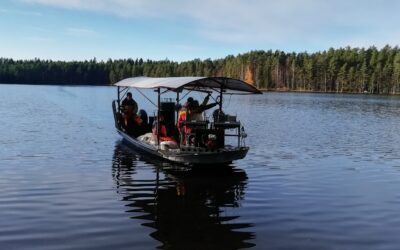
[111,76,262,165]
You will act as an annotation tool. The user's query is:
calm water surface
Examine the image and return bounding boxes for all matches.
[1,85,400,250]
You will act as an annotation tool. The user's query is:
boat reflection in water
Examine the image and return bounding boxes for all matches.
[112,142,255,249]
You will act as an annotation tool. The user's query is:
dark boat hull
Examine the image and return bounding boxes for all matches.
[117,130,249,166]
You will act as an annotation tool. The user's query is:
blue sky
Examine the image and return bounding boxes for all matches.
[1,0,400,61]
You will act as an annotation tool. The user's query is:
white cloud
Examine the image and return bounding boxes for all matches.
[28,36,54,42]
[19,0,400,49]
[0,7,42,16]
[66,27,98,37]
[174,44,204,52]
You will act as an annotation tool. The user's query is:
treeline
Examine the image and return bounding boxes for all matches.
[1,45,400,94]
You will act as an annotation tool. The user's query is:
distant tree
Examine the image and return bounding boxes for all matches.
[1,46,400,94]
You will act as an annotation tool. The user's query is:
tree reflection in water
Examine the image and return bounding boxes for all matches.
[112,142,255,249]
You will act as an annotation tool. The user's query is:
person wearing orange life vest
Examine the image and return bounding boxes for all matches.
[177,94,217,145]
[177,97,194,144]
[152,115,176,142]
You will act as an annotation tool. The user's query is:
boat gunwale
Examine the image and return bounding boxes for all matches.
[117,129,248,165]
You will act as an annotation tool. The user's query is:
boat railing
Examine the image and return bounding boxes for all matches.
[180,116,244,149]
[212,120,242,148]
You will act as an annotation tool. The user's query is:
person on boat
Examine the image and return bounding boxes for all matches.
[178,95,213,126]
[177,97,194,144]
[177,94,217,145]
[138,109,151,132]
[122,105,144,137]
[190,93,217,115]
[121,92,138,114]
[152,115,176,142]
[121,92,148,137]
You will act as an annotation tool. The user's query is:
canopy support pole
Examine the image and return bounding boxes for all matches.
[136,88,157,107]
[178,89,193,102]
[219,85,223,113]
[117,86,120,111]
[176,92,180,122]
[157,88,161,147]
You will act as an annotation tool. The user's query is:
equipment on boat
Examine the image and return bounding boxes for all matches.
[112,76,262,165]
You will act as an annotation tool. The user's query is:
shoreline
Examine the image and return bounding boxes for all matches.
[1,82,399,96]
[261,88,400,96]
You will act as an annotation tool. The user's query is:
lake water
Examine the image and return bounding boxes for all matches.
[1,85,400,250]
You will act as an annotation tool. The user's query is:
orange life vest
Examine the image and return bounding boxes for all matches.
[152,124,167,136]
[177,108,192,134]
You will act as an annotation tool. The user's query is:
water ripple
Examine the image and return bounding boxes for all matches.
[2,87,400,249]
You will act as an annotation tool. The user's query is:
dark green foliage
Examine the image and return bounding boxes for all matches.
[1,46,400,94]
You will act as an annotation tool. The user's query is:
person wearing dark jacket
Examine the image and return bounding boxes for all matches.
[122,92,138,114]
[121,92,142,137]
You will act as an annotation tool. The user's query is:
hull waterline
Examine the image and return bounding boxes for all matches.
[117,130,249,166]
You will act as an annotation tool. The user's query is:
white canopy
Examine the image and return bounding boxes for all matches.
[115,76,262,94]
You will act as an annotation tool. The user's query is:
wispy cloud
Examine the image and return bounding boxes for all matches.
[66,27,98,37]
[0,7,42,16]
[19,0,400,49]
[29,26,50,32]
[174,44,203,52]
[28,36,54,42]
